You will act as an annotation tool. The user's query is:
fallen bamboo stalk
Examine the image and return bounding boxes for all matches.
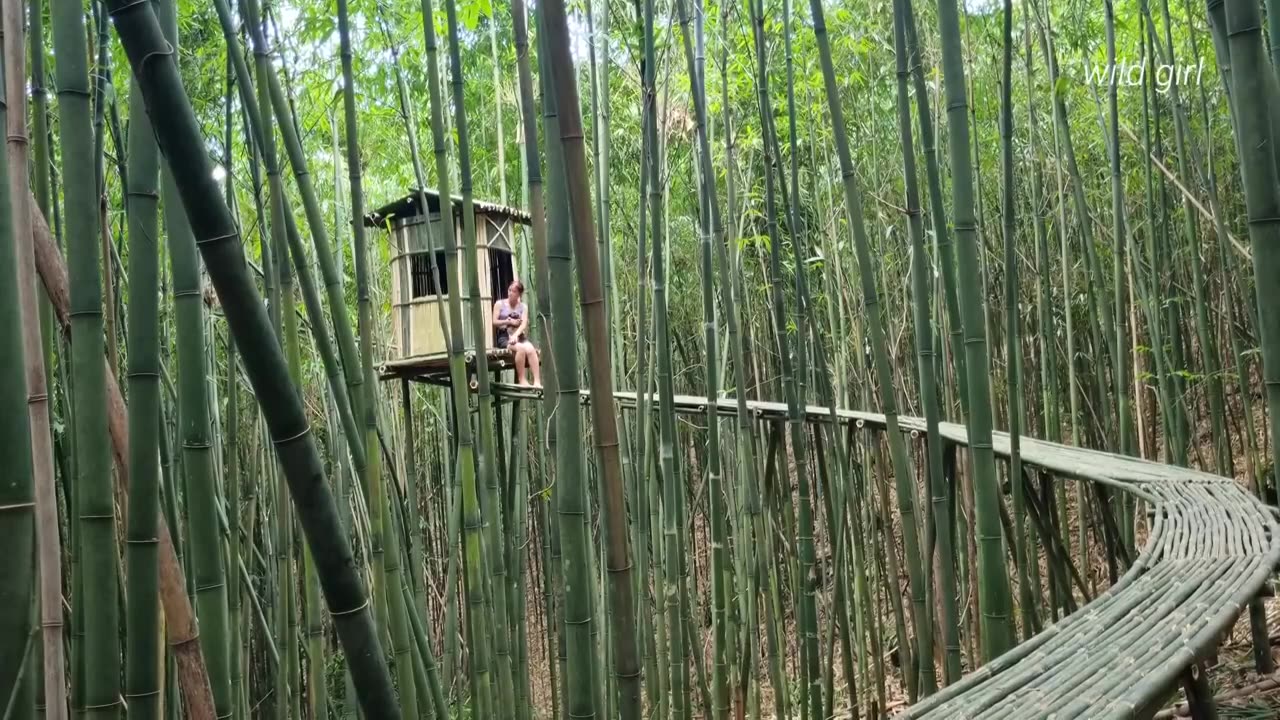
[30,190,216,719]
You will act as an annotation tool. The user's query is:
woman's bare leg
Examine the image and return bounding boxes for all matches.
[514,346,528,384]
[527,347,542,386]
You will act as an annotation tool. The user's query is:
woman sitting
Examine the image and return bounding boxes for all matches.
[492,281,542,387]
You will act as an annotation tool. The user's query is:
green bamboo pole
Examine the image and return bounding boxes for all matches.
[808,0,934,692]
[536,4,600,717]
[381,493,420,719]
[713,5,759,712]
[7,0,64,715]
[900,0,968,417]
[1132,10,1183,470]
[251,3,383,665]
[302,488,324,719]
[637,0,689,715]
[890,0,962,684]
[543,3,644,717]
[1197,0,1264,491]
[488,2,507,206]
[751,428,780,719]
[220,61,248,720]
[1222,0,1280,510]
[1022,3,1051,632]
[415,0,493,712]
[671,0,729,715]
[366,12,470,708]
[1104,0,1135,469]
[513,10,563,713]
[401,576,449,717]
[1136,0,1222,472]
[630,27,660,713]
[233,4,294,708]
[277,209,302,720]
[998,0,1035,642]
[370,10,464,707]
[506,9,557,714]
[330,0,425,709]
[104,0,399,714]
[161,1,233,711]
[778,3,832,707]
[935,0,1014,660]
[0,32,34,717]
[441,3,516,713]
[249,0,368,478]
[122,20,163,719]
[636,7,662,713]
[746,4,815,714]
[51,0,119,710]
[90,0,116,382]
[1036,15,1117,451]
[210,0,365,476]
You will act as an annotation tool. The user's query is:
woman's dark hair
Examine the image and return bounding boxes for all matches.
[509,281,525,294]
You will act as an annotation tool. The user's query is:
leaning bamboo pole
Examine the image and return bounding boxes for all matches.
[103,0,399,714]
[209,0,365,475]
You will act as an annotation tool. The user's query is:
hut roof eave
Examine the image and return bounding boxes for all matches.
[363,188,533,228]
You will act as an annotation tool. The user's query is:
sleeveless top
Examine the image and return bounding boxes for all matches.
[496,299,527,346]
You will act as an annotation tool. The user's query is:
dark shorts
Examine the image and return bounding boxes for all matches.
[498,334,530,349]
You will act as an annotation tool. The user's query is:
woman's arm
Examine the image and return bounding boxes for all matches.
[492,301,507,329]
[513,312,529,341]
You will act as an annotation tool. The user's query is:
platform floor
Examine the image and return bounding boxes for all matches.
[380,349,516,383]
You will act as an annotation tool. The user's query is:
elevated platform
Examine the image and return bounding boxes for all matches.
[485,381,1280,718]
[380,350,516,385]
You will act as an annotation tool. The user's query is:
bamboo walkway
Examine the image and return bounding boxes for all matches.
[407,368,1280,718]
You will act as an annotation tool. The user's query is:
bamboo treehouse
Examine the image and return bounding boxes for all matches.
[3,0,1280,717]
[368,188,531,376]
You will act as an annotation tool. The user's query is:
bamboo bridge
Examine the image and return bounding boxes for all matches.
[385,359,1280,718]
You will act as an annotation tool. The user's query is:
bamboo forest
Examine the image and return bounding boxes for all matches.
[7,0,1280,715]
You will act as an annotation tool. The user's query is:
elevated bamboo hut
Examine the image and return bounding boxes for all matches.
[365,189,531,378]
